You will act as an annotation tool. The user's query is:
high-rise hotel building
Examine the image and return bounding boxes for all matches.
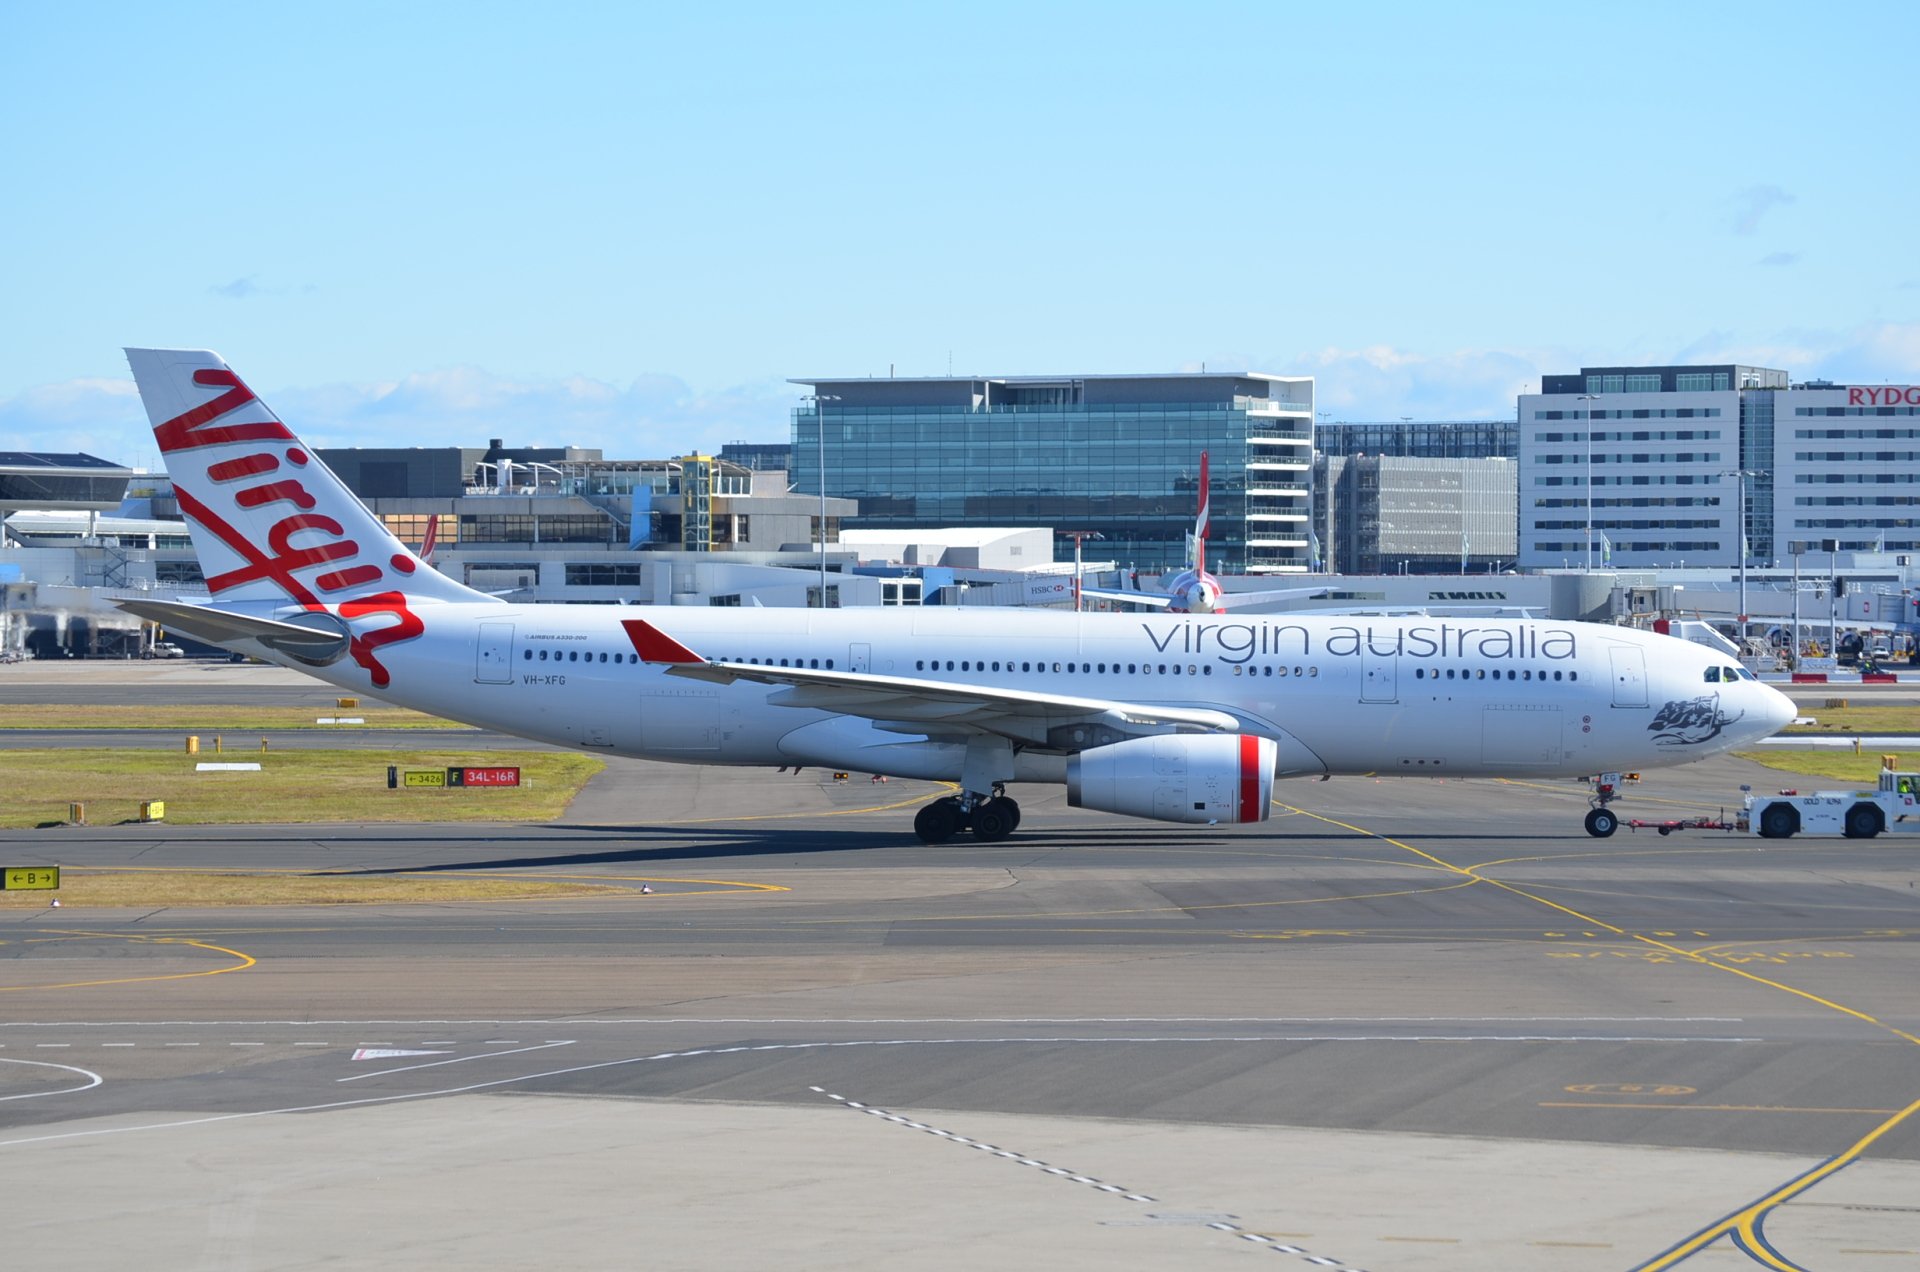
[1520,365,1920,568]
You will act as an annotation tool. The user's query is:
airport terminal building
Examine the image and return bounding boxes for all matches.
[791,373,1316,574]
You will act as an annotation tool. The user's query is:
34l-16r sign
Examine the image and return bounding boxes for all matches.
[448,767,521,787]
[1848,386,1920,405]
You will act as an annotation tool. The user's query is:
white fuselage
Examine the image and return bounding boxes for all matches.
[265,605,1794,785]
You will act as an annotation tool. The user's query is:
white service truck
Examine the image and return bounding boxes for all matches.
[1744,765,1920,839]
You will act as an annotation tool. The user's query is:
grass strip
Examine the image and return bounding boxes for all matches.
[1734,751,1897,785]
[0,748,604,829]
[1780,704,1920,735]
[0,704,467,730]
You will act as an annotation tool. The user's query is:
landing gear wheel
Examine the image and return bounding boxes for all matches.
[972,797,1019,842]
[1844,803,1883,839]
[1758,803,1798,839]
[1584,807,1619,838]
[914,799,962,845]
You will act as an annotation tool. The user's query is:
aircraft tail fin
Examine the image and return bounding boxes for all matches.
[123,348,494,610]
[1193,450,1210,577]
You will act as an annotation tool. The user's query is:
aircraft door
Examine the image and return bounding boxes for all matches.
[475,621,514,684]
[850,642,871,673]
[1609,646,1648,707]
[1361,649,1398,703]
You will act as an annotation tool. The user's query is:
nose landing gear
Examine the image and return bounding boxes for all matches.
[914,784,1022,844]
[1583,771,1637,837]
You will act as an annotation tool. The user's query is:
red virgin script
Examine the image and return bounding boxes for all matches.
[158,368,422,686]
[1848,386,1920,406]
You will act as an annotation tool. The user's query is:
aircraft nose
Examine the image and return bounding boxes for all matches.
[1761,683,1797,735]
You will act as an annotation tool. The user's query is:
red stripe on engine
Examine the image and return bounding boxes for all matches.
[207,453,279,482]
[1237,734,1261,823]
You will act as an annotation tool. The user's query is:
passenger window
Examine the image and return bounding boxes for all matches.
[523,649,532,660]
[539,649,548,661]
[1569,671,1577,681]
[916,660,924,670]
[1554,670,1563,680]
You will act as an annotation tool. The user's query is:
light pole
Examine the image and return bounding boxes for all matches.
[1791,544,1802,669]
[802,393,840,606]
[1721,467,1766,642]
[1059,531,1104,612]
[1578,393,1599,571]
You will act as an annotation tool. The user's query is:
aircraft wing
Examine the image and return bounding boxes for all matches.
[1213,584,1330,610]
[1077,585,1175,609]
[1078,584,1332,611]
[621,618,1239,747]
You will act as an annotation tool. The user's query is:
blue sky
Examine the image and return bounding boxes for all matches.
[3,1,1915,470]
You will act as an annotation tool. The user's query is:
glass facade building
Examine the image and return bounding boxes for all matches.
[789,374,1315,574]
[1315,419,1517,459]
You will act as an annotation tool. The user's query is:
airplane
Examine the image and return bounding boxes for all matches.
[1077,451,1330,613]
[115,348,1797,844]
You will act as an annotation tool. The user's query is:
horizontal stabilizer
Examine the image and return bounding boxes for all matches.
[115,598,350,664]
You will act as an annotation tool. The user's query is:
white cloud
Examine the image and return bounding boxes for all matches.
[1273,345,1546,420]
[1667,322,1920,382]
[1731,184,1795,236]
[1758,251,1800,267]
[0,366,798,469]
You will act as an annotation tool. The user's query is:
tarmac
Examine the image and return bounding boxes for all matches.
[1,659,1918,1270]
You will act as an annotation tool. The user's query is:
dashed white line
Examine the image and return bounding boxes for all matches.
[812,1086,1375,1272]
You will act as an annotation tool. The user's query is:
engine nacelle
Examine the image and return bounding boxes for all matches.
[1066,733,1277,824]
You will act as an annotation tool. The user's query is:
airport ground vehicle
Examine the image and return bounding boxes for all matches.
[144,641,184,659]
[1744,762,1920,838]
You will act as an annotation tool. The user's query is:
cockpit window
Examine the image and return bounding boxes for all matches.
[1725,665,1744,681]
[1704,666,1720,683]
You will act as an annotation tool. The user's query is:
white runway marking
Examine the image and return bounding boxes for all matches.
[0,1015,1751,1027]
[0,1057,102,1103]
[0,1035,1767,1151]
[812,1086,1375,1272]
[339,1041,575,1082]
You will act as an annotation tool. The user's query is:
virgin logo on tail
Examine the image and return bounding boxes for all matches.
[125,350,487,685]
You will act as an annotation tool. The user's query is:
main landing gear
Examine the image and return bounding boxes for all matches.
[914,784,1022,844]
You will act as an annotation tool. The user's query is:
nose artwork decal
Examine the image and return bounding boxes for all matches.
[1648,692,1745,746]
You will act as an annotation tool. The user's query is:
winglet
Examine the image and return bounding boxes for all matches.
[621,619,705,664]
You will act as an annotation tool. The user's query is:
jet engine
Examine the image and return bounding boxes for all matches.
[1066,733,1277,824]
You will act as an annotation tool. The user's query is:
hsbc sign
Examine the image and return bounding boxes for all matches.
[1848,386,1920,406]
